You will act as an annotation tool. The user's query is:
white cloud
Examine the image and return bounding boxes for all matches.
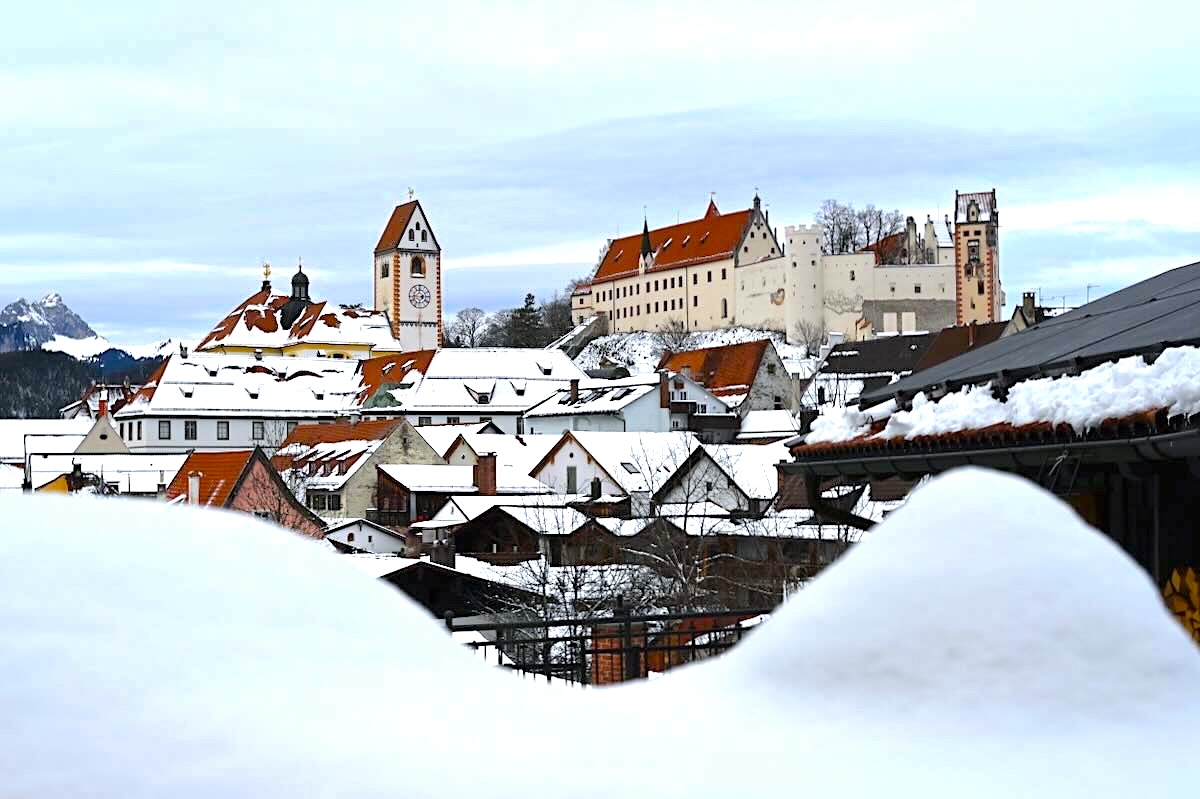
[0,259,248,284]
[1004,186,1200,233]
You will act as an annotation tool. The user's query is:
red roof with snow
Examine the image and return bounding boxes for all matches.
[355,350,437,402]
[657,339,770,398]
[165,450,256,507]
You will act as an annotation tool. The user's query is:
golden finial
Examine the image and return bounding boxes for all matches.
[262,261,272,279]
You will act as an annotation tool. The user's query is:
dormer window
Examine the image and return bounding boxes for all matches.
[476,393,490,404]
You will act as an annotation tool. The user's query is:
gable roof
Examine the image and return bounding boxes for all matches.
[859,260,1200,408]
[277,419,404,449]
[444,432,561,474]
[955,189,996,223]
[523,373,660,418]
[374,200,439,254]
[543,431,701,494]
[165,450,257,507]
[593,207,752,282]
[356,350,437,403]
[658,339,770,399]
[819,333,936,377]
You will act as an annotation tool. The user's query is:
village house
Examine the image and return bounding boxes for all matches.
[356,347,587,434]
[442,430,560,473]
[658,338,793,415]
[324,518,411,555]
[114,351,362,454]
[272,417,443,520]
[523,371,734,440]
[412,420,505,460]
[165,448,325,538]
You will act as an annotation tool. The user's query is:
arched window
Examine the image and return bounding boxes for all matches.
[411,256,425,278]
[347,532,355,542]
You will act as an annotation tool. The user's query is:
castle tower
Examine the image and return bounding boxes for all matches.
[953,189,1001,325]
[373,196,443,350]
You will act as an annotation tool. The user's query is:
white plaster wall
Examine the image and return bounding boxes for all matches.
[531,438,623,495]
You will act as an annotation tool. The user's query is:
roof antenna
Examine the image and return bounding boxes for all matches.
[408,187,415,201]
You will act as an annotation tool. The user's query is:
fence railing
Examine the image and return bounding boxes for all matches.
[444,602,773,685]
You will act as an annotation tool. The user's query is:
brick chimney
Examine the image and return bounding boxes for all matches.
[1022,292,1036,323]
[659,371,670,409]
[473,453,497,496]
[569,378,580,403]
[97,388,109,418]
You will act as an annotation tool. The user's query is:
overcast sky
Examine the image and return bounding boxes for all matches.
[3,1,1199,344]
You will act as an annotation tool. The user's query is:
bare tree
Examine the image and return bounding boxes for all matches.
[791,319,827,355]
[448,307,488,348]
[653,318,692,354]
[815,199,860,255]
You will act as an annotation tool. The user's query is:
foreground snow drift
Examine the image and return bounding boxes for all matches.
[1,469,1196,797]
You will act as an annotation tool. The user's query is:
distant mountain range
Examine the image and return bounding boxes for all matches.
[0,293,185,361]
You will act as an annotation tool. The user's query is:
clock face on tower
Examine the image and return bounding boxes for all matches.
[408,284,432,309]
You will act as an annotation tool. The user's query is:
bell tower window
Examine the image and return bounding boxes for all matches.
[411,256,426,278]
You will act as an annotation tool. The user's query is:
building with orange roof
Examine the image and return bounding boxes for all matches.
[573,194,785,335]
[165,448,325,538]
[373,197,443,350]
[657,338,792,415]
[272,417,443,522]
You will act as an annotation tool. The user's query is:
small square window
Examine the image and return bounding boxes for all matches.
[252,421,265,440]
[914,284,922,294]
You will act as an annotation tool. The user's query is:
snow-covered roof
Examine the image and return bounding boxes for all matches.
[197,289,402,352]
[413,493,577,532]
[114,352,362,419]
[736,410,800,441]
[367,348,587,414]
[524,373,660,418]
[2,472,1197,795]
[378,464,549,494]
[26,453,188,493]
[444,432,560,473]
[282,439,379,491]
[804,346,1200,447]
[565,431,701,494]
[0,463,25,491]
[413,422,496,459]
[0,418,92,462]
[702,442,790,500]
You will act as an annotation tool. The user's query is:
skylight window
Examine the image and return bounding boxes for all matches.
[621,462,639,474]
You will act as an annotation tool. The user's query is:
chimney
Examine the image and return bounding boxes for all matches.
[590,476,602,501]
[659,371,670,409]
[1022,291,1036,322]
[253,348,263,361]
[187,471,203,505]
[473,453,497,496]
[569,378,579,403]
[156,470,167,499]
[430,537,456,569]
[967,321,977,348]
[97,388,109,418]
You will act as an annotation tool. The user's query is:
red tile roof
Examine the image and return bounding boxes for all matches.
[166,450,256,507]
[593,207,751,282]
[271,418,405,471]
[196,291,290,350]
[374,201,419,254]
[129,358,169,406]
[658,339,770,397]
[356,350,436,403]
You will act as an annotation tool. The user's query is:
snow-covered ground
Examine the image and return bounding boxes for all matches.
[575,326,815,376]
[1,469,1196,796]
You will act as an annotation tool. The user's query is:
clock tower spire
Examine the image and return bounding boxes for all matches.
[373,197,443,350]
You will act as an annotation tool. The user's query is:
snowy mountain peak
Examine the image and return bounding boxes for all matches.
[0,293,97,353]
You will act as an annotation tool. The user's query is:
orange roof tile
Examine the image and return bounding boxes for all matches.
[355,350,436,403]
[165,450,256,507]
[374,201,419,254]
[196,290,290,350]
[593,207,752,282]
[658,339,769,397]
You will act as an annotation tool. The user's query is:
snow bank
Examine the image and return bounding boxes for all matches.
[41,334,113,359]
[808,346,1200,444]
[2,471,1197,797]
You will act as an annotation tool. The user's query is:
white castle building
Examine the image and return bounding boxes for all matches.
[572,190,1003,342]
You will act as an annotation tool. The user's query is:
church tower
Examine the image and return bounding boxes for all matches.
[953,189,1002,325]
[373,196,443,350]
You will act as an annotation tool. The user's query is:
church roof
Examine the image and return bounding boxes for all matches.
[592,204,752,282]
[374,200,419,254]
[196,291,399,352]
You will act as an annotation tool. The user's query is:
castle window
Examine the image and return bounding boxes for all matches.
[850,270,855,281]
[978,280,985,295]
[968,241,980,263]
[693,274,698,285]
[693,296,698,307]
[707,271,712,283]
[721,298,728,319]
[411,256,425,277]
[914,284,922,294]
[380,261,389,278]
[721,268,727,280]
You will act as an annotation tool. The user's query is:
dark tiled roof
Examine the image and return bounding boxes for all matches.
[820,333,936,376]
[955,189,996,223]
[860,260,1200,407]
[914,322,1007,372]
[374,201,419,254]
